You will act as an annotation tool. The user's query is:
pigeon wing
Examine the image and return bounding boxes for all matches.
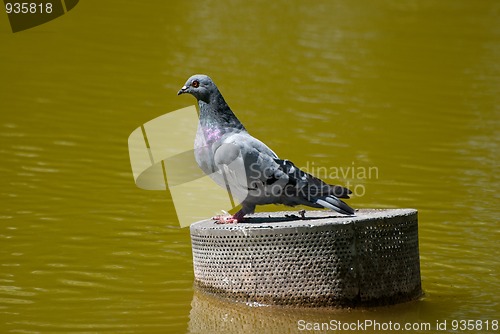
[212,132,284,205]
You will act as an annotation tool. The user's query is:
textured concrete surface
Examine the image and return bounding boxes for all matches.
[190,209,422,307]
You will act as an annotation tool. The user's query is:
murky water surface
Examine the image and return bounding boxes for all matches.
[1,1,498,333]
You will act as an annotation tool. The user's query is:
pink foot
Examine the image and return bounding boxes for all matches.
[211,210,246,224]
[212,215,239,224]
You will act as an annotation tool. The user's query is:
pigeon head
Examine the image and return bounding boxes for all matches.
[177,74,216,103]
[177,74,246,131]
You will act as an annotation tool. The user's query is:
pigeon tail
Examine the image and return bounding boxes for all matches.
[272,159,354,214]
[315,196,355,215]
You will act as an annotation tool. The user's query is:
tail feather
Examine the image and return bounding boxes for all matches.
[274,158,355,215]
[317,196,355,215]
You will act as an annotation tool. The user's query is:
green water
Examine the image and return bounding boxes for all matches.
[0,1,498,333]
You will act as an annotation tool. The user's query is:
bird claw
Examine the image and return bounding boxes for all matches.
[212,215,239,224]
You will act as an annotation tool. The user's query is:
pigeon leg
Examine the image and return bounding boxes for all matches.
[212,210,245,224]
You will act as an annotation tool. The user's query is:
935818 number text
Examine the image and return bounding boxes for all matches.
[5,2,53,14]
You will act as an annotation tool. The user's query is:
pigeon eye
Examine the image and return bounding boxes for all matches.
[192,80,200,88]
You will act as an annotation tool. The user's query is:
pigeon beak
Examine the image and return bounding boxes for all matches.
[177,86,188,95]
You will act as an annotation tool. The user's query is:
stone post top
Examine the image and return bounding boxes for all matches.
[190,208,418,232]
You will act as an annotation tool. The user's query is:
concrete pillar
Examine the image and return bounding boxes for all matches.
[190,209,422,307]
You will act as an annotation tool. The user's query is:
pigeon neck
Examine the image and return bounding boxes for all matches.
[198,93,246,132]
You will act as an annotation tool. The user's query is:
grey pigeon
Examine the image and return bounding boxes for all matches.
[178,74,354,223]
